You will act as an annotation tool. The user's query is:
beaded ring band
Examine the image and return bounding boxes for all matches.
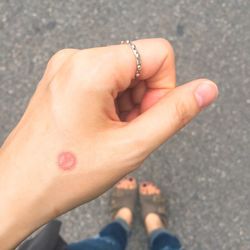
[121,40,142,79]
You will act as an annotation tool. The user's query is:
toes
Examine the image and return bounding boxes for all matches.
[128,177,134,182]
[140,181,161,195]
[116,181,123,188]
[116,176,136,190]
[140,182,149,194]
[128,177,137,189]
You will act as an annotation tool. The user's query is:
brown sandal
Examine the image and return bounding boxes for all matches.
[111,176,138,218]
[139,181,167,226]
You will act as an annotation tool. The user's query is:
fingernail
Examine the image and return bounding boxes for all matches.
[194,81,218,108]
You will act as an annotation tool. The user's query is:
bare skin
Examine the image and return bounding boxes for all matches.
[140,182,165,234]
[114,178,165,235]
[0,38,218,249]
[114,177,136,226]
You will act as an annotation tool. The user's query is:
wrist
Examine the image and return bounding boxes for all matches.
[0,145,54,249]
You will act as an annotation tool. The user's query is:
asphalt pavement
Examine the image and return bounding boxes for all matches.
[0,1,250,249]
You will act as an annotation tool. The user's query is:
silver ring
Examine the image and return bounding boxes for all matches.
[121,40,142,79]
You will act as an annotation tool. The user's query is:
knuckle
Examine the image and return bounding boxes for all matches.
[70,48,113,68]
[70,49,96,62]
[49,49,70,64]
[174,101,192,127]
[47,49,78,70]
[67,49,94,70]
[69,50,84,63]
[47,77,60,95]
[49,48,114,93]
[40,49,76,90]
[67,49,113,86]
[156,38,175,59]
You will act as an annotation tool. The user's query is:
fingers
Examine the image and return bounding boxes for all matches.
[53,38,175,96]
[121,79,218,155]
[120,38,176,89]
[143,39,175,90]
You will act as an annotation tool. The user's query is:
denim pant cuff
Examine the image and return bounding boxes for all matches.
[114,217,130,235]
[150,228,170,245]
[149,228,183,250]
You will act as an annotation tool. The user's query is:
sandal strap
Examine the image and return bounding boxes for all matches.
[111,187,137,217]
[140,193,167,226]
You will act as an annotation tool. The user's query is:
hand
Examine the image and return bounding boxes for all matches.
[0,38,218,248]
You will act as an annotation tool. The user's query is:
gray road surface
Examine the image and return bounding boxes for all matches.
[0,1,250,249]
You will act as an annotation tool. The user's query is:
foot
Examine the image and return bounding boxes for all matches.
[139,181,166,235]
[113,176,137,226]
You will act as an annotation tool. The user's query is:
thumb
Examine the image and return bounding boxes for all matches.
[123,79,218,155]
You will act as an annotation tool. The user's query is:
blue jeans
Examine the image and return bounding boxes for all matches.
[67,219,182,250]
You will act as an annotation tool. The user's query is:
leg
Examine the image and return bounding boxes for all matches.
[67,219,128,250]
[149,228,182,250]
[139,181,182,250]
[68,176,137,250]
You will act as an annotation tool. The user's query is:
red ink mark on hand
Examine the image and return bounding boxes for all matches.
[58,151,77,170]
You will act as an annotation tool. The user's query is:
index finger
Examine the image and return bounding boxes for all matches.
[128,38,176,89]
[54,38,176,96]
[110,38,176,92]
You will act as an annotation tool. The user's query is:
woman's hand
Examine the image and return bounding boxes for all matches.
[0,38,218,248]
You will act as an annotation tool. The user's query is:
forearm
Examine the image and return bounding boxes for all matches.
[0,145,53,249]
